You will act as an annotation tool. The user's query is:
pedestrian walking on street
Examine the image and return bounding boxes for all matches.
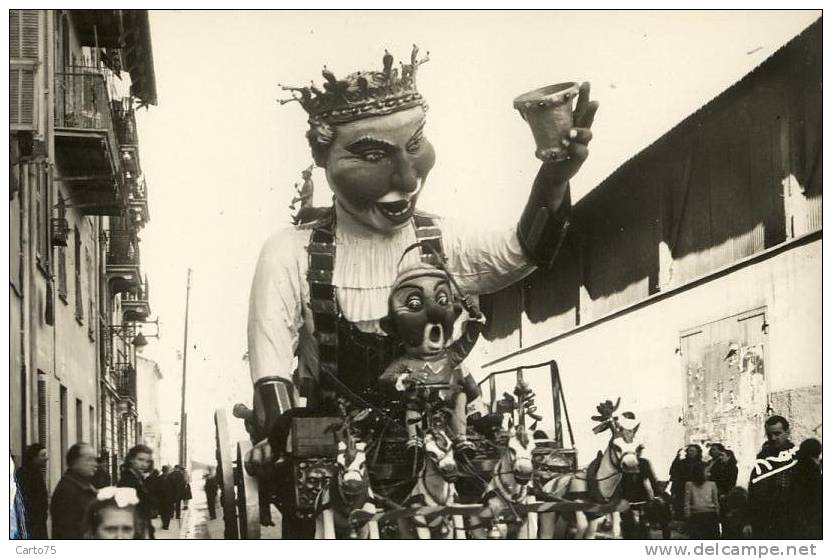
[168,465,187,519]
[14,444,49,539]
[744,415,800,539]
[82,487,148,539]
[156,465,175,530]
[91,454,112,489]
[684,462,720,539]
[117,444,155,539]
[183,471,193,511]
[792,438,822,539]
[204,467,218,520]
[50,442,98,539]
[670,444,704,520]
[145,465,162,519]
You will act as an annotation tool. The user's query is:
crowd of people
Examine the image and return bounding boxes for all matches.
[11,414,820,540]
[621,415,822,540]
[11,442,193,540]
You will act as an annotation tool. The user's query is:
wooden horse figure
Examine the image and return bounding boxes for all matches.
[537,398,641,539]
[314,410,380,539]
[468,425,537,539]
[398,423,462,539]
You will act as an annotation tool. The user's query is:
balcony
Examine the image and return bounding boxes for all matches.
[126,175,149,227]
[112,98,142,177]
[54,68,125,216]
[116,363,137,403]
[106,217,141,295]
[122,278,151,322]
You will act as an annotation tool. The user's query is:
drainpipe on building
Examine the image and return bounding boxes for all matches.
[46,8,57,400]
[21,162,32,451]
[44,10,56,489]
[94,216,102,453]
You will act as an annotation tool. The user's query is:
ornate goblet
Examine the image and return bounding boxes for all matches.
[513,82,580,162]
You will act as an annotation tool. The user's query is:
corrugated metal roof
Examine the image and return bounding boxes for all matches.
[577,17,821,210]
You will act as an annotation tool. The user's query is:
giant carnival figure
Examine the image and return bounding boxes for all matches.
[245,45,598,538]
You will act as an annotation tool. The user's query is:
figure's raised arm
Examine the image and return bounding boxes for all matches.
[517,81,598,268]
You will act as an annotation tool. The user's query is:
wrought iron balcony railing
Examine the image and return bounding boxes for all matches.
[112,98,139,147]
[106,218,142,295]
[122,278,151,322]
[115,363,137,401]
[55,69,115,132]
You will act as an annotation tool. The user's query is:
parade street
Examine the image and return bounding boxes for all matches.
[9,10,821,543]
[152,471,280,540]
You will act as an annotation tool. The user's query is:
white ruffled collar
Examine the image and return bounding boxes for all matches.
[331,203,424,324]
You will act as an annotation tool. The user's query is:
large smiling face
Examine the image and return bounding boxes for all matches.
[323,106,436,232]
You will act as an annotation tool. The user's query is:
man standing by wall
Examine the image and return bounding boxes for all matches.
[744,416,799,538]
[50,443,98,539]
[14,444,49,539]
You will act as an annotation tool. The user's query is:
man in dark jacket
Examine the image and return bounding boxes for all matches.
[156,465,175,529]
[117,444,155,539]
[50,443,98,539]
[168,465,187,519]
[792,438,822,539]
[15,444,49,539]
[745,416,800,539]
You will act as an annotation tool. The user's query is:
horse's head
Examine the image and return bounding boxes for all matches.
[609,411,641,474]
[591,398,642,474]
[336,438,368,492]
[423,428,459,482]
[504,426,534,485]
[333,410,371,499]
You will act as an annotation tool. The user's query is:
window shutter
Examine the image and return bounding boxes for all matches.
[10,67,37,130]
[10,10,40,131]
[10,10,41,59]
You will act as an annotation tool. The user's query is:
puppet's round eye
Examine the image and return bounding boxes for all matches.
[436,292,449,306]
[406,296,423,311]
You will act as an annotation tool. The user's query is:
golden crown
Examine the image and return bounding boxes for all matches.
[279,45,429,125]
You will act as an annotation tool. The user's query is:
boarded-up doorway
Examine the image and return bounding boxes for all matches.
[680,308,769,486]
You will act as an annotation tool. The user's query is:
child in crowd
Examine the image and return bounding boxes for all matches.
[83,486,148,539]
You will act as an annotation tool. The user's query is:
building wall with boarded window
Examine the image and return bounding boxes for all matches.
[476,21,821,481]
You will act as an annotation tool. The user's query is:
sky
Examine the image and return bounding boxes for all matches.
[132,10,820,465]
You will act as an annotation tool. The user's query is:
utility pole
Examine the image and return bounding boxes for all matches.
[178,268,192,467]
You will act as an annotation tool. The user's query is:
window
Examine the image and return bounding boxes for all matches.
[60,385,68,473]
[37,373,47,448]
[86,246,94,338]
[89,405,95,449]
[74,226,83,321]
[20,367,27,449]
[35,166,49,270]
[10,10,39,130]
[57,194,68,301]
[75,398,83,444]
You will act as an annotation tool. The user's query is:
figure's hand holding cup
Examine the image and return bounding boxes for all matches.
[514,81,598,185]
